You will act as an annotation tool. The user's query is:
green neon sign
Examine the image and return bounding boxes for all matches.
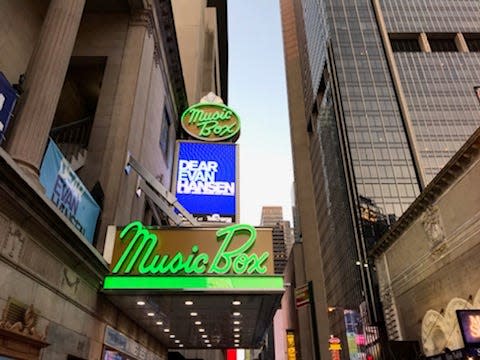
[103,275,284,291]
[111,221,270,275]
[181,103,241,142]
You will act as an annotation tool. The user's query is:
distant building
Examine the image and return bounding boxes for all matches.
[260,206,284,226]
[260,206,291,274]
[281,0,480,358]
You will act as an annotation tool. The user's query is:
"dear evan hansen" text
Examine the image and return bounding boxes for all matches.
[176,159,234,196]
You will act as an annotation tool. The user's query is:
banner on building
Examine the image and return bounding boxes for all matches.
[40,139,100,243]
[174,141,238,223]
[0,72,18,144]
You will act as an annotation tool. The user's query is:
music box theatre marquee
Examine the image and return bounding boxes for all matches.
[103,221,283,291]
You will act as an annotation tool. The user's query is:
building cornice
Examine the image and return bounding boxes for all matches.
[152,0,188,114]
[371,126,480,258]
[129,1,188,118]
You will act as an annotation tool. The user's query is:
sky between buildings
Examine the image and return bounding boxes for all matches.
[228,0,294,225]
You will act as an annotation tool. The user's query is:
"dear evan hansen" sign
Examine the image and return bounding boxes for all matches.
[174,141,237,223]
[40,139,100,243]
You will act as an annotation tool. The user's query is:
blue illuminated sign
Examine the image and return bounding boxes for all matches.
[175,141,237,222]
[0,72,18,144]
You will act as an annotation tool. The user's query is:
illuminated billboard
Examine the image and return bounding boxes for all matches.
[102,221,283,291]
[181,102,241,142]
[457,310,480,347]
[174,141,238,223]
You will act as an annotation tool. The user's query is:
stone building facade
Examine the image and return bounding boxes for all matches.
[0,0,226,359]
[372,128,480,357]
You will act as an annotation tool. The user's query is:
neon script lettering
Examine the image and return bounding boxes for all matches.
[181,103,240,141]
[112,221,269,275]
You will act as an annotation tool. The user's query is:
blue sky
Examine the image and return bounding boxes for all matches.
[227,1,294,225]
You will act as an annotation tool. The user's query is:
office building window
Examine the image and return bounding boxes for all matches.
[159,107,171,156]
[390,34,421,52]
[428,34,457,52]
[464,34,480,52]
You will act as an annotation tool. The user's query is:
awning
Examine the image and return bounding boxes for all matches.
[102,221,284,349]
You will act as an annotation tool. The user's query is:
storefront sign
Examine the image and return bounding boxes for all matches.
[104,326,161,360]
[181,103,240,142]
[287,330,297,360]
[103,221,283,291]
[175,141,237,223]
[112,221,270,275]
[39,139,100,243]
[329,336,342,360]
[0,72,18,144]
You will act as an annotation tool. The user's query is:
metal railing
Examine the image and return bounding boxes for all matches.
[49,116,92,160]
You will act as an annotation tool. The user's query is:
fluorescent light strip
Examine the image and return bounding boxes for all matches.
[103,276,284,290]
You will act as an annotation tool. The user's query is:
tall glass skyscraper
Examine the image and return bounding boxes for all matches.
[281,0,480,358]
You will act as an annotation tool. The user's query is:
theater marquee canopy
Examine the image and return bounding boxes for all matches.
[102,222,284,349]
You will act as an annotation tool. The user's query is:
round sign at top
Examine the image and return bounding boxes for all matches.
[181,103,241,142]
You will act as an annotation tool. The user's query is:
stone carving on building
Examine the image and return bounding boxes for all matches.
[61,267,80,295]
[130,9,154,35]
[421,205,447,254]
[0,301,46,341]
[422,310,447,356]
[422,298,472,356]
[200,92,224,104]
[1,223,26,262]
[130,8,162,67]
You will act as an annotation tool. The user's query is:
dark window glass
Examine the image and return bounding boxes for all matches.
[159,107,171,156]
[391,38,421,52]
[465,35,480,52]
[428,36,457,52]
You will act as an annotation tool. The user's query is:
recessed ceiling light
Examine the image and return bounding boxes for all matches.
[234,334,240,338]
[137,301,145,306]
[234,344,239,347]
[234,339,240,343]
[147,312,155,317]
[198,328,205,332]
[207,344,212,348]
[233,321,240,325]
[202,335,208,338]
[156,321,163,325]
[175,340,180,343]
[179,344,184,348]
[164,328,170,333]
[233,312,241,316]
[169,334,175,338]
[232,300,241,305]
[185,300,194,306]
[204,340,210,343]
[234,328,240,332]
[195,321,202,325]
[190,312,198,316]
